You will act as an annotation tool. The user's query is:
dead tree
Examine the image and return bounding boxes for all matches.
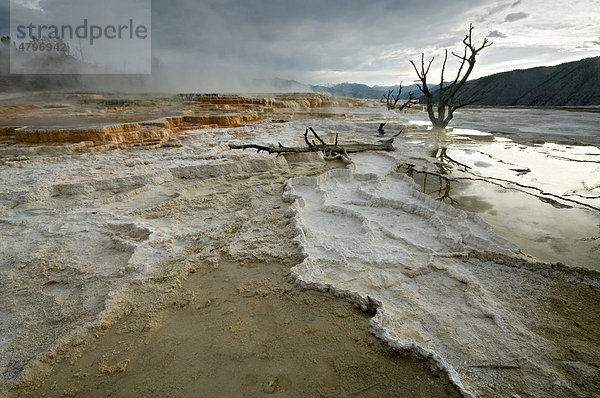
[229,127,402,161]
[382,82,417,111]
[410,24,492,128]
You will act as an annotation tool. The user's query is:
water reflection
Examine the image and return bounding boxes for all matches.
[430,147,472,172]
[398,163,459,206]
[397,160,600,270]
[389,110,600,269]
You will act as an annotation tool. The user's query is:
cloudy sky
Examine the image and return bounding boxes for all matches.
[2,0,600,90]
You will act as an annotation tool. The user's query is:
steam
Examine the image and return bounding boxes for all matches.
[2,0,600,93]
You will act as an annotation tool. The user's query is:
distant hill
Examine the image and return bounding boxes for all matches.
[311,82,426,100]
[423,57,600,106]
[307,57,600,106]
[245,78,426,100]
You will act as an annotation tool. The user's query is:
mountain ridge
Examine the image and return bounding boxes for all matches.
[311,57,600,106]
[446,56,600,106]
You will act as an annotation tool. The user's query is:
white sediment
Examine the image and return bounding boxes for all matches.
[284,149,600,397]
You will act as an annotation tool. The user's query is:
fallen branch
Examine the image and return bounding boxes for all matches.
[229,127,403,161]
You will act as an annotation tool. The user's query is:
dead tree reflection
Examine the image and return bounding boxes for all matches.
[430,147,471,172]
[399,164,459,206]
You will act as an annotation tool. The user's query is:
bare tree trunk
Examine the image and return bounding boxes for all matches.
[410,24,491,128]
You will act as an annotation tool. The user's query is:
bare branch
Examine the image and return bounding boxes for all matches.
[424,55,434,76]
[308,127,327,146]
[303,128,314,148]
[476,38,493,53]
[383,82,414,110]
[453,95,487,110]
[391,129,404,139]
[409,24,491,128]
[409,60,422,79]
[439,50,448,102]
[398,91,418,111]
[382,89,393,102]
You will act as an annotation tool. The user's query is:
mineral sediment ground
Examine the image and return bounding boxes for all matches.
[1,93,458,397]
[0,93,598,397]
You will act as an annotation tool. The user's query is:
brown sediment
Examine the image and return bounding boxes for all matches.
[14,258,462,397]
[462,254,600,398]
[10,113,261,145]
[0,126,18,143]
[190,93,362,109]
[0,93,363,146]
[0,104,41,114]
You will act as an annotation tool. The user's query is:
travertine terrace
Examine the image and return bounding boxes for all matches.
[0,93,361,147]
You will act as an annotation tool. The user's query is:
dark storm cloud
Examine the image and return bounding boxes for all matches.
[148,0,487,88]
[6,0,597,90]
[504,12,528,22]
